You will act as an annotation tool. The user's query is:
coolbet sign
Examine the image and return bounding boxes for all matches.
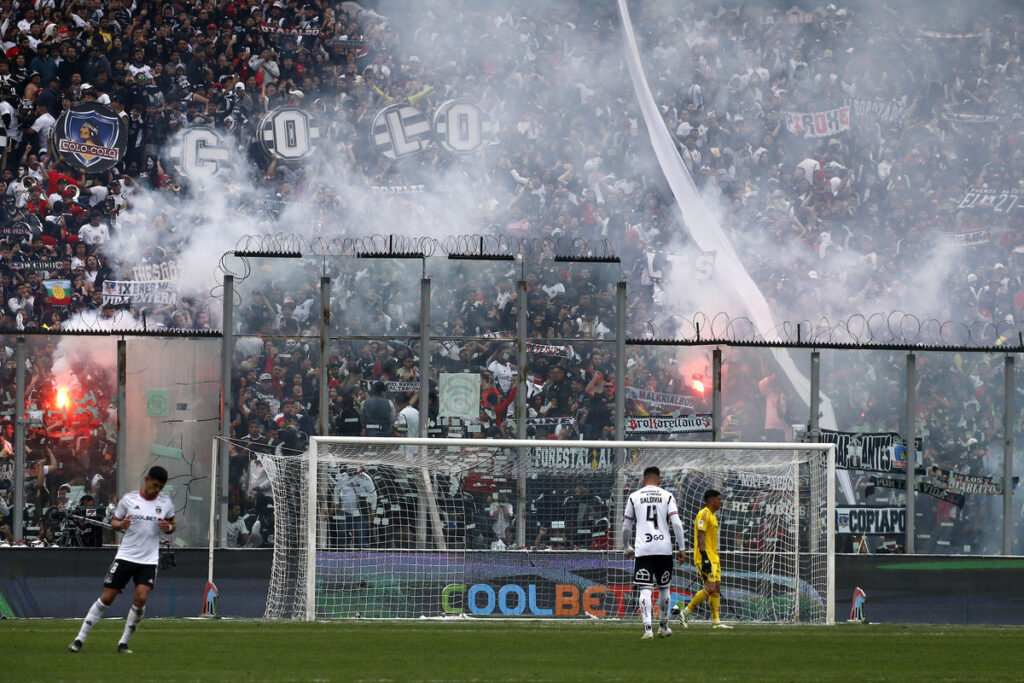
[441,582,666,617]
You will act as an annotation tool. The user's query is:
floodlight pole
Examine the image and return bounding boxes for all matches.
[1003,355,1014,555]
[904,352,916,554]
[12,337,25,541]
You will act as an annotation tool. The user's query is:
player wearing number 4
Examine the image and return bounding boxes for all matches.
[677,489,732,629]
[69,466,176,654]
[622,466,687,640]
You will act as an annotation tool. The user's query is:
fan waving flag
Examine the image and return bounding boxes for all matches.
[45,279,72,305]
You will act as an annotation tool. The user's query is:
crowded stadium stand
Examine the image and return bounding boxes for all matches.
[0,0,1020,558]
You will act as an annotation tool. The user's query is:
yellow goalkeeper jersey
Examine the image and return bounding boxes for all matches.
[693,506,720,564]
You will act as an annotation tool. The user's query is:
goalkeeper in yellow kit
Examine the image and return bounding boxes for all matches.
[679,489,732,629]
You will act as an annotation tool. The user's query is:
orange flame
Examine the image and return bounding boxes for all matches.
[56,388,69,410]
[692,379,705,394]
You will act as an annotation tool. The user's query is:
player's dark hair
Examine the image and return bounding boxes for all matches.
[704,489,721,503]
[147,465,169,484]
[642,466,661,480]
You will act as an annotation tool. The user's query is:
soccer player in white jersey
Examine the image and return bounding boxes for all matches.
[622,466,686,640]
[69,466,176,654]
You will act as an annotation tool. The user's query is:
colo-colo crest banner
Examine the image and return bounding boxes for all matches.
[784,106,850,138]
[53,102,127,172]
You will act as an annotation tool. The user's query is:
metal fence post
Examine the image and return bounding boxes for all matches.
[12,337,25,541]
[904,353,916,554]
[810,351,820,440]
[516,279,528,548]
[1003,355,1015,555]
[712,348,722,441]
[218,275,235,547]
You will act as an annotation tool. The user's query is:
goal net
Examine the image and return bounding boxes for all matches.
[258,437,835,623]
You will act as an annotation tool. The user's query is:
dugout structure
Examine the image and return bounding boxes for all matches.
[254,437,836,624]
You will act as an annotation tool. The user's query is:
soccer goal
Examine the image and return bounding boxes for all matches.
[258,437,835,624]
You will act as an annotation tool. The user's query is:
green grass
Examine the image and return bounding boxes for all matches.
[4,619,1023,682]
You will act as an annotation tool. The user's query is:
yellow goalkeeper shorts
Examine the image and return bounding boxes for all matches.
[699,562,722,583]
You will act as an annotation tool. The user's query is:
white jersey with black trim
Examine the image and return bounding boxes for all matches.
[623,484,684,556]
[114,490,175,565]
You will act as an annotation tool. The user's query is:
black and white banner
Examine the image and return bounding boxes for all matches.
[525,416,577,428]
[625,414,711,435]
[102,279,177,306]
[784,106,851,138]
[12,260,67,271]
[836,506,905,535]
[529,446,614,471]
[129,260,180,282]
[370,104,431,160]
[624,386,695,410]
[947,470,1007,496]
[371,184,426,194]
[818,429,922,472]
[945,228,990,247]
[325,38,372,50]
[259,22,320,36]
[761,11,817,25]
[919,30,982,39]
[956,187,1020,214]
[526,342,574,358]
[869,475,965,508]
[945,113,1000,124]
[846,98,907,124]
[359,379,420,393]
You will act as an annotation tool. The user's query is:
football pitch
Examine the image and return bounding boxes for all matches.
[5,619,1022,682]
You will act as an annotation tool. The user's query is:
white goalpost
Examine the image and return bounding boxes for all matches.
[256,437,836,624]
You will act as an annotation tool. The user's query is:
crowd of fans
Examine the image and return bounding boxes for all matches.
[0,0,1020,552]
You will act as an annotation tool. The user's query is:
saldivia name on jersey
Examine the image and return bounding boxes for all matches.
[629,486,677,556]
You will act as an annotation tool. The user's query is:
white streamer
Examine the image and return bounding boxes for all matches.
[615,0,850,501]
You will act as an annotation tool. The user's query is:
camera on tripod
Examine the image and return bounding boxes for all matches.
[48,498,106,547]
[159,537,176,570]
